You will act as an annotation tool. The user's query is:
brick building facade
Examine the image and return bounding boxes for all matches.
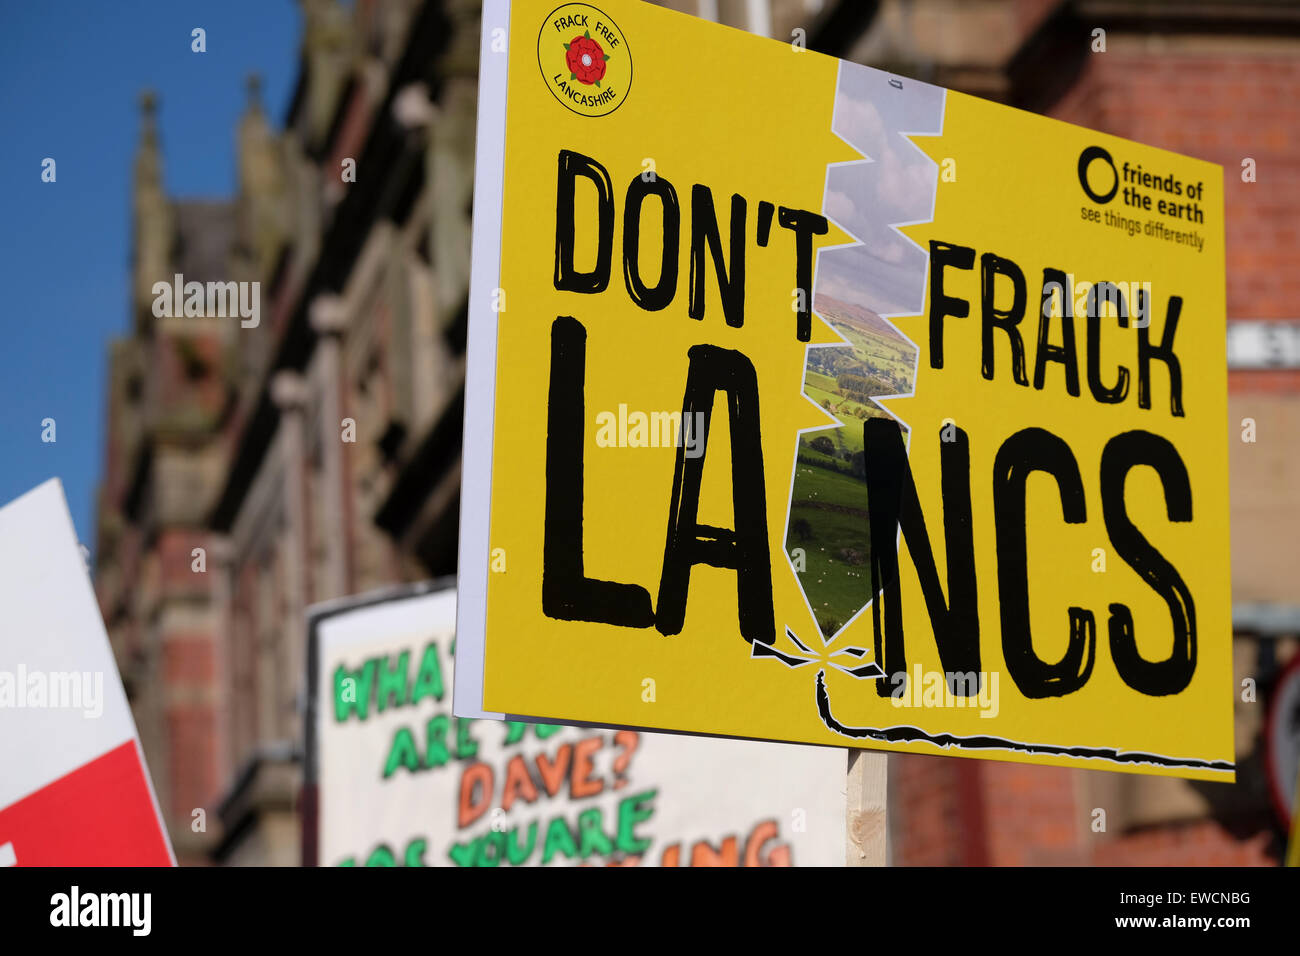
[94,0,1297,865]
[96,0,479,865]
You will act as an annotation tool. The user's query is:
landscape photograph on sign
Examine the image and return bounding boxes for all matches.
[787,293,916,639]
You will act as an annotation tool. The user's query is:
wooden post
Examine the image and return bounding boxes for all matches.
[846,749,888,866]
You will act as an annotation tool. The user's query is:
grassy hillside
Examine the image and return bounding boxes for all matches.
[784,296,919,637]
[786,459,873,637]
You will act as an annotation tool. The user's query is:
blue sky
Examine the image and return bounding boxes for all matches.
[0,2,301,554]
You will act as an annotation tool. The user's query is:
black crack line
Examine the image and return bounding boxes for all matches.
[785,627,813,654]
[814,670,1234,772]
[753,641,814,668]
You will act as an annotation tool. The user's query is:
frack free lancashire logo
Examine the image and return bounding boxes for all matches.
[539,3,631,117]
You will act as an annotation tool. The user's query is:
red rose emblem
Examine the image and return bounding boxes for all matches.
[565,33,607,86]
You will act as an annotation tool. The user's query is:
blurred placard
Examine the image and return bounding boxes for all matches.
[305,582,842,866]
[0,479,173,865]
[1226,320,1300,369]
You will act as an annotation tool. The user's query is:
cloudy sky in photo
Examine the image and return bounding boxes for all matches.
[815,62,945,320]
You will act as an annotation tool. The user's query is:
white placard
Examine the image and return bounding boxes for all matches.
[308,582,844,866]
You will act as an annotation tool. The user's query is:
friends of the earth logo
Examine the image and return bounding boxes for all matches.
[1077,144,1208,251]
[538,3,631,117]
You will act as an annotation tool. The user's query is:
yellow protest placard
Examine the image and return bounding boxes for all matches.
[456,0,1233,780]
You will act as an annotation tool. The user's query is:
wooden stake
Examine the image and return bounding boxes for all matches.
[846,749,888,866]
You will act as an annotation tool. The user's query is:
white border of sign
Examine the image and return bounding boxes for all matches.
[454,0,512,720]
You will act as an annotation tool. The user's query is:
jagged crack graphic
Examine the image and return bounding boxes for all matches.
[752,628,885,680]
[784,64,945,643]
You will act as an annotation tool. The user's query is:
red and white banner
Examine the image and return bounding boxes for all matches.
[0,479,173,866]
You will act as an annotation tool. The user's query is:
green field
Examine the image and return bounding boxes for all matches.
[786,299,918,637]
[832,322,915,390]
[805,370,838,392]
[804,386,874,456]
[785,457,874,637]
